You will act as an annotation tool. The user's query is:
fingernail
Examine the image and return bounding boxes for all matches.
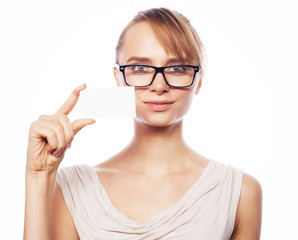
[55,151,63,158]
[77,83,86,92]
[66,142,72,149]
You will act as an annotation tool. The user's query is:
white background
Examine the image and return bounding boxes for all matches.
[0,0,297,239]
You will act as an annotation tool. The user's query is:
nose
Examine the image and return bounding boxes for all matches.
[148,72,169,94]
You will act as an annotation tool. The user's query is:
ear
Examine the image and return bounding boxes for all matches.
[195,76,202,95]
[113,67,122,87]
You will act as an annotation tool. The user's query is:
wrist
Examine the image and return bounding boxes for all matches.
[25,167,58,195]
[26,164,59,177]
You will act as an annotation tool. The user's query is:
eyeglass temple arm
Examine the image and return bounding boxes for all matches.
[114,63,120,70]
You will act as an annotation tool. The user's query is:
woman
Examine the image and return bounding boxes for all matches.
[24,8,262,240]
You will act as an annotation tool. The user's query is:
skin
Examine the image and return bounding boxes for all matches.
[24,22,262,240]
[24,84,95,240]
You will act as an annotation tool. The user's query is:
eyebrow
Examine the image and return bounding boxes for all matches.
[126,57,152,64]
[166,58,186,65]
[125,56,187,65]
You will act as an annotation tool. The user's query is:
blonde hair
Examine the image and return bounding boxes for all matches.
[116,8,206,71]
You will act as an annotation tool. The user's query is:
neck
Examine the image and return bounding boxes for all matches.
[124,120,191,176]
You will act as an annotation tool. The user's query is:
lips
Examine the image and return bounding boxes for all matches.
[144,101,174,111]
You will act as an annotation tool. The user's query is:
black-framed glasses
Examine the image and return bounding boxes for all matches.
[115,64,200,88]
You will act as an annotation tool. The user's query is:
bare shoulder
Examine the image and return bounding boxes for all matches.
[241,174,262,201]
[231,173,262,240]
[51,183,79,240]
[238,174,262,207]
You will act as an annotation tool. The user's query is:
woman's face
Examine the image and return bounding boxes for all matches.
[114,22,202,127]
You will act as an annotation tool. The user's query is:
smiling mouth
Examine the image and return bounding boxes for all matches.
[144,101,174,111]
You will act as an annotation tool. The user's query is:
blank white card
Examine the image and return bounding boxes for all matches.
[80,87,136,119]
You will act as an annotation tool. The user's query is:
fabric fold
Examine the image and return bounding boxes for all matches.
[56,160,243,240]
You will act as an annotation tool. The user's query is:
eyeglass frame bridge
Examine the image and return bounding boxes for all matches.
[114,64,200,88]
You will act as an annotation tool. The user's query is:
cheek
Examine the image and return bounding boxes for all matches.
[176,93,195,116]
[135,99,143,117]
[134,90,147,117]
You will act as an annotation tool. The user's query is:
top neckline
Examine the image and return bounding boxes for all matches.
[86,159,215,226]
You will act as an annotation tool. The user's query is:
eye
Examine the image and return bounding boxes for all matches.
[131,65,150,72]
[167,65,186,73]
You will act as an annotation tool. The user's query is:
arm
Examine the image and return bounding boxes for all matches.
[51,183,79,240]
[24,84,95,240]
[231,173,262,240]
[24,168,57,240]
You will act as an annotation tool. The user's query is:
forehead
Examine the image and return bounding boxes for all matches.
[118,22,179,64]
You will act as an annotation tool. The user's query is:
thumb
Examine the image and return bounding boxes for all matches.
[72,119,96,135]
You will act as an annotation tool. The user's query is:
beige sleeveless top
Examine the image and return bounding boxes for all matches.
[56,160,243,240]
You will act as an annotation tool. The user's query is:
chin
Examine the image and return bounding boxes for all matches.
[134,114,182,128]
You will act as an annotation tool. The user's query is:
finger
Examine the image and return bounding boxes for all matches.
[54,149,66,159]
[30,122,58,153]
[56,114,74,146]
[39,115,74,145]
[72,119,96,135]
[51,121,66,156]
[56,118,95,156]
[56,83,86,115]
[37,119,66,156]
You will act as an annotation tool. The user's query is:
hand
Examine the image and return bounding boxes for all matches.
[26,84,95,173]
